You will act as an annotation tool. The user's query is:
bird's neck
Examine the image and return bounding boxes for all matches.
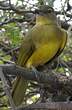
[36,15,57,25]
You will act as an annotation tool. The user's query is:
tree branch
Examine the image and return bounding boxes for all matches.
[0,17,34,26]
[1,64,72,96]
[17,102,72,110]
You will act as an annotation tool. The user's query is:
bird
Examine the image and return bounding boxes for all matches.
[12,5,67,106]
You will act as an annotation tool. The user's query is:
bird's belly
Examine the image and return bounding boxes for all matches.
[26,42,60,68]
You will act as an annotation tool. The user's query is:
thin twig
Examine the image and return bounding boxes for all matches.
[0,67,16,110]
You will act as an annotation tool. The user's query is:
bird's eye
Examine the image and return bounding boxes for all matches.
[48,9,52,13]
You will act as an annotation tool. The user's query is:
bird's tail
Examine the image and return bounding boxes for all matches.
[12,76,28,106]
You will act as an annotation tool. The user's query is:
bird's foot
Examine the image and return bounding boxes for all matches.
[31,66,40,81]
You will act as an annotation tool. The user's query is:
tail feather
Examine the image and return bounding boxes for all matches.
[12,77,28,106]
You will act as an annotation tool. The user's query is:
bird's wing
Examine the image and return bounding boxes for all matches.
[53,29,67,58]
[12,33,34,106]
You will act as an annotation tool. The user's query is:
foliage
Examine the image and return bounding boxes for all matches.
[3,23,22,46]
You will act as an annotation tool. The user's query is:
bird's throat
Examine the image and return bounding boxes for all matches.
[36,15,57,25]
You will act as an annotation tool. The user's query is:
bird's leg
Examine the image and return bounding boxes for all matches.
[31,66,40,81]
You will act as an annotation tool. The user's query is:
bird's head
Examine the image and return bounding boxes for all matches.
[36,5,58,25]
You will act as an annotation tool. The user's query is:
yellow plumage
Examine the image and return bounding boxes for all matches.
[12,5,67,106]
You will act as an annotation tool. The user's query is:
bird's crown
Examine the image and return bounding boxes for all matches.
[36,5,54,14]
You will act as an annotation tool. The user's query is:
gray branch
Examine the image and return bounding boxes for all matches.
[17,102,72,110]
[1,64,72,96]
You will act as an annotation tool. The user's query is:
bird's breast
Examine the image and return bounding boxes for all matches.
[31,24,63,49]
